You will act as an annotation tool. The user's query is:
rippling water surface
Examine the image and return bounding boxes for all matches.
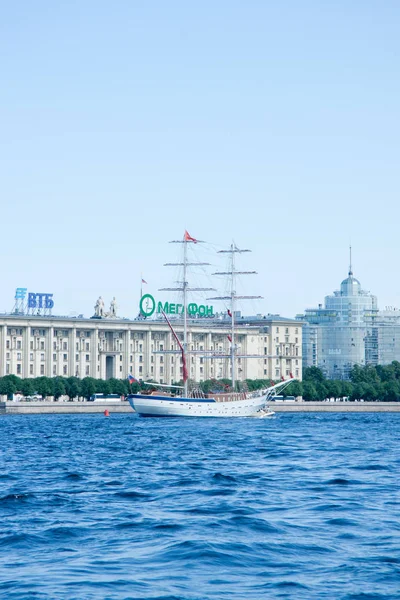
[1,412,399,599]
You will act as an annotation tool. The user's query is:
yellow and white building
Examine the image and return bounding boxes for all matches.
[0,313,302,383]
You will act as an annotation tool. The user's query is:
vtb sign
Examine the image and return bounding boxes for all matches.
[28,293,54,309]
[139,294,214,318]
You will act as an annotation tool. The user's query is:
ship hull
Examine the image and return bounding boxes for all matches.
[128,393,269,418]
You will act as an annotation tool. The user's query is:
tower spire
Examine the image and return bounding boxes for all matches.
[349,245,353,277]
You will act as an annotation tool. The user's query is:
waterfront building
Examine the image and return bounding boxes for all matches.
[298,252,400,379]
[0,311,302,383]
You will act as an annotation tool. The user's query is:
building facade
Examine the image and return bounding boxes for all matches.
[0,313,302,383]
[298,260,400,379]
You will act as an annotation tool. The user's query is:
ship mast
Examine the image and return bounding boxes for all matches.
[209,243,262,390]
[160,231,215,397]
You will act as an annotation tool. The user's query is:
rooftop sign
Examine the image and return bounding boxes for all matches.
[139,294,214,318]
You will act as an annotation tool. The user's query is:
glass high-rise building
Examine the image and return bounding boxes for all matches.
[297,252,380,379]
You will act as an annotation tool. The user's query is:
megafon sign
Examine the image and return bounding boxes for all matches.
[139,294,214,318]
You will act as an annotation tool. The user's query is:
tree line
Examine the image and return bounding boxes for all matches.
[1,363,400,401]
[293,363,400,401]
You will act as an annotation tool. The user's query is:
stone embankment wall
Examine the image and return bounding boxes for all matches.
[1,401,400,414]
[0,401,132,414]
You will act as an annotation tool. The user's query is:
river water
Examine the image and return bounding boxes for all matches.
[0,412,399,599]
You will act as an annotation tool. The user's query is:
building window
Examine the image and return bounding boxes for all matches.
[160,367,164,374]
[130,355,133,362]
[53,342,57,350]
[76,354,79,361]
[119,366,122,372]
[151,366,154,374]
[295,328,298,334]
[275,369,279,377]
[63,354,67,361]
[286,370,289,376]
[6,341,10,349]
[53,365,57,375]
[63,365,67,375]
[295,369,299,377]
[160,356,164,363]
[30,364,33,375]
[264,369,267,375]
[40,365,44,375]
[139,366,143,374]
[86,366,90,375]
[86,354,90,362]
[120,355,122,361]
[76,342,79,351]
[6,353,10,360]
[30,353,33,361]
[63,342,68,350]
[295,347,299,356]
[139,355,143,363]
[17,353,21,360]
[264,347,267,355]
[85,343,89,351]
[30,341,33,350]
[41,353,45,361]
[276,327,279,333]
[17,341,21,350]
[17,364,21,374]
[40,341,45,350]
[200,367,203,374]
[276,347,279,355]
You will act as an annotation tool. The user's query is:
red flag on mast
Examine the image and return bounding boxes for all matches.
[184,230,198,243]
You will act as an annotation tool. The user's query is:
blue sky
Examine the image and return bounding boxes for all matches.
[1,1,399,319]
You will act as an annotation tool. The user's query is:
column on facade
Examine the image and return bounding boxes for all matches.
[46,327,53,377]
[123,330,130,381]
[91,328,99,379]
[69,328,75,378]
[23,325,30,379]
[144,330,151,380]
[0,325,6,377]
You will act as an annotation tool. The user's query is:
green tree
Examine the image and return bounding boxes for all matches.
[302,381,318,401]
[53,378,66,400]
[303,367,325,384]
[325,380,341,399]
[316,382,328,401]
[108,378,125,396]
[0,377,17,399]
[34,377,54,399]
[65,377,82,401]
[339,380,353,399]
[382,380,400,402]
[350,383,367,401]
[288,380,303,398]
[362,383,378,402]
[21,379,35,397]
[80,377,97,400]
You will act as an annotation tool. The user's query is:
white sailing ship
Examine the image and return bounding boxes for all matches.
[128,231,296,418]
